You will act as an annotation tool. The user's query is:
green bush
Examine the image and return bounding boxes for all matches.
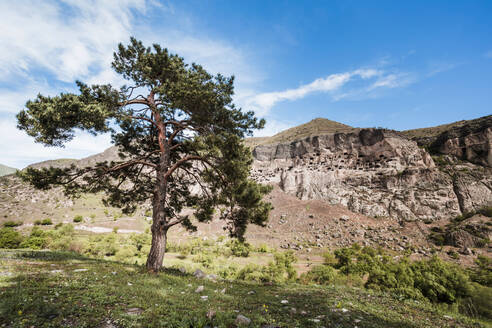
[47,224,75,251]
[115,245,138,262]
[19,227,49,250]
[237,251,297,283]
[33,220,42,226]
[73,215,83,223]
[459,284,492,319]
[193,252,214,268]
[228,239,251,257]
[41,218,53,225]
[330,246,473,304]
[130,233,151,253]
[0,228,23,248]
[300,265,337,285]
[83,234,118,257]
[3,221,22,228]
[255,243,270,253]
[469,256,492,287]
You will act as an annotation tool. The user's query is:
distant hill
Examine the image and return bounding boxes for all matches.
[244,118,357,148]
[0,164,17,176]
[401,114,492,140]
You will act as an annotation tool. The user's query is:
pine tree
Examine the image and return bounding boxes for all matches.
[16,38,272,271]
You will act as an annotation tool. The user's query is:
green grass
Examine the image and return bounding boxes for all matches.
[0,250,489,328]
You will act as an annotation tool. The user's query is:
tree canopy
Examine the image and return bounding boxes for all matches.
[17,38,272,270]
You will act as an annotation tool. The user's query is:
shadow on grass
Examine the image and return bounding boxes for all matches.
[0,249,102,262]
[0,250,485,328]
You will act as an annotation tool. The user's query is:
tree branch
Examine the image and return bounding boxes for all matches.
[163,155,204,180]
[166,215,189,228]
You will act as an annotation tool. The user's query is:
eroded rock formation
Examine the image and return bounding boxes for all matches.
[252,127,492,221]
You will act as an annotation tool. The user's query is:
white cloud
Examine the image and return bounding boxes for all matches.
[245,68,413,116]
[0,118,112,169]
[0,0,263,168]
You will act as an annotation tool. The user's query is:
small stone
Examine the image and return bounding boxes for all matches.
[200,295,208,301]
[341,308,349,313]
[73,268,88,272]
[247,290,255,295]
[206,309,216,319]
[126,307,143,315]
[195,285,204,293]
[193,269,206,279]
[206,274,218,281]
[290,307,297,314]
[127,282,132,286]
[220,288,226,294]
[280,300,288,304]
[179,267,186,273]
[235,315,251,325]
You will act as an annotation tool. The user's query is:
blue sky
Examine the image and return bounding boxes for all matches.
[0,0,491,168]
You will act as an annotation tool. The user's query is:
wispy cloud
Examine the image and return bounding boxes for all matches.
[247,68,414,116]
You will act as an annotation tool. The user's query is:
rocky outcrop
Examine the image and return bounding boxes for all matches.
[252,128,492,221]
[413,115,492,167]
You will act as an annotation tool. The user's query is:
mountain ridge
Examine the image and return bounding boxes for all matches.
[0,164,17,177]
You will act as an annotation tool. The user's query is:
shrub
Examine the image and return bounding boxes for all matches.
[41,218,53,225]
[322,251,337,266]
[460,284,492,319]
[469,256,492,287]
[228,240,251,257]
[3,221,22,228]
[115,245,138,262]
[33,220,42,226]
[193,253,214,268]
[47,224,75,251]
[255,243,270,253]
[217,264,239,280]
[129,233,151,253]
[0,228,23,248]
[300,265,337,285]
[447,250,459,260]
[237,251,297,284]
[73,215,83,223]
[19,227,49,250]
[330,245,473,304]
[83,234,117,257]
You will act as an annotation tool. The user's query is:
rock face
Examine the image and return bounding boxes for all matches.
[415,115,492,167]
[252,127,492,221]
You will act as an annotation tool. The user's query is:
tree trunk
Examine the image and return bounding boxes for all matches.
[146,149,169,272]
[146,222,168,271]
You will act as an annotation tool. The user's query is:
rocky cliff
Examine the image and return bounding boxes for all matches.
[251,117,492,221]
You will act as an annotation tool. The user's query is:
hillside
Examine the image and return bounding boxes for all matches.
[244,118,357,148]
[0,164,17,177]
[401,115,492,140]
